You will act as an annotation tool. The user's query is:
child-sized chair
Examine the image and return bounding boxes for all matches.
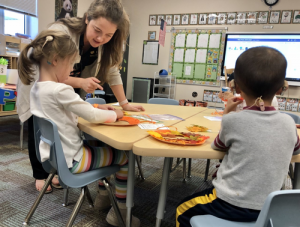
[23,116,125,227]
[190,190,300,227]
[281,111,300,188]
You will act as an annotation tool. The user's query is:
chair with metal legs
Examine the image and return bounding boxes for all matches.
[23,116,125,227]
[148,98,210,181]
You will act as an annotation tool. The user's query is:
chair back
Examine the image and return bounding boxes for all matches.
[33,117,53,173]
[86,98,106,105]
[148,98,179,105]
[281,112,300,124]
[255,190,300,227]
[33,115,120,188]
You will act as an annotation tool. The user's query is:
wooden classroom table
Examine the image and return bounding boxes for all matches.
[77,103,207,226]
[133,108,300,226]
[78,103,206,150]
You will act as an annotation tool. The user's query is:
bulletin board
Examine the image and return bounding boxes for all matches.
[142,40,160,65]
[168,28,227,87]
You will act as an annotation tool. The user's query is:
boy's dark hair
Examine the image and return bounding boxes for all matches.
[234,47,287,100]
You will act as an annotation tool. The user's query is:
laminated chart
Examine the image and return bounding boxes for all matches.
[169,29,226,86]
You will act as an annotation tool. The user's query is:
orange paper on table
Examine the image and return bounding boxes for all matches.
[147,127,209,146]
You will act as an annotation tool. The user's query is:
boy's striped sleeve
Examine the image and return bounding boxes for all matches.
[211,131,229,150]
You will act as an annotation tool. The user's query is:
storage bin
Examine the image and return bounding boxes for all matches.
[3,101,15,111]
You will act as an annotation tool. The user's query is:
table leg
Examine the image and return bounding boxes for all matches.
[126,150,135,227]
[293,163,300,189]
[155,157,172,227]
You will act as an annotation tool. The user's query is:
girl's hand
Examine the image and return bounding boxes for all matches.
[122,103,145,112]
[97,105,115,110]
[114,109,124,119]
[224,97,243,114]
[81,77,103,93]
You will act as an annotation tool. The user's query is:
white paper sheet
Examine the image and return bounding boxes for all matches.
[204,116,222,121]
[184,49,195,63]
[138,123,169,130]
[186,34,197,47]
[185,66,192,75]
[197,34,209,48]
[174,49,184,62]
[175,34,186,47]
[143,41,159,64]
[196,49,207,63]
[112,102,120,106]
[209,34,221,48]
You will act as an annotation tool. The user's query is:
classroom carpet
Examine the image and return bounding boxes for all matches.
[0,115,293,227]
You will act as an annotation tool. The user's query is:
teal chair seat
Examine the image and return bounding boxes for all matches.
[190,190,300,227]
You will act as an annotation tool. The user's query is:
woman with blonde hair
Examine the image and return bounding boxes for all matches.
[17,0,142,226]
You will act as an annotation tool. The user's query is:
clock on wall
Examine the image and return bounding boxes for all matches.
[264,0,279,6]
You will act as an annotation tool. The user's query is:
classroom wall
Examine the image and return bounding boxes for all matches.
[38,0,93,32]
[123,0,300,101]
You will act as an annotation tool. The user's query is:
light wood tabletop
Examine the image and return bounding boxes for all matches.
[78,103,207,150]
[133,108,224,159]
[133,108,300,163]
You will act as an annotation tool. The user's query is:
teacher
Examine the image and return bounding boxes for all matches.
[51,0,144,112]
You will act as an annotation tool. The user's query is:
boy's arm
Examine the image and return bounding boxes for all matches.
[54,85,117,123]
[211,131,229,151]
[211,119,230,151]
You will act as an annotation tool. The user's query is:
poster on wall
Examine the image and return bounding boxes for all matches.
[55,0,78,21]
[168,28,226,87]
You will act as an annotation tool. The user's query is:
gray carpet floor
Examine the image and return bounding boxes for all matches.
[0,115,292,227]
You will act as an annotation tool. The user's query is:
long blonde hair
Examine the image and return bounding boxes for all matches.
[18,30,78,85]
[55,0,130,84]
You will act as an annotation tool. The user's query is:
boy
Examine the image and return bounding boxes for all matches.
[176,47,300,226]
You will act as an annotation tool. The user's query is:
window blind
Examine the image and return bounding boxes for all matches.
[0,0,37,17]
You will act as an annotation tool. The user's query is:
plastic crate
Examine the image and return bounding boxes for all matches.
[3,101,15,111]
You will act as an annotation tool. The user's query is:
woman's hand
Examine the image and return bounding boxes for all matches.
[96,105,115,110]
[224,97,243,115]
[81,77,103,93]
[122,103,145,112]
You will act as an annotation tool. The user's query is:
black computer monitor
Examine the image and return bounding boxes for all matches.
[222,33,300,84]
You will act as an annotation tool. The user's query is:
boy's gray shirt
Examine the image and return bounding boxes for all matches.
[212,108,300,210]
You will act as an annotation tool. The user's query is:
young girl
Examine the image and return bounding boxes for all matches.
[17,0,144,196]
[18,30,140,227]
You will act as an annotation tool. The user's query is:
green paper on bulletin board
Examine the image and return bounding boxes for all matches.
[173,63,183,78]
[183,64,194,78]
[194,64,206,79]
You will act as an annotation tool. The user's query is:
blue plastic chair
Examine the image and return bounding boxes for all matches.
[282,112,300,124]
[86,97,106,105]
[84,98,107,141]
[23,116,125,227]
[190,190,300,227]
[281,112,300,188]
[148,98,179,105]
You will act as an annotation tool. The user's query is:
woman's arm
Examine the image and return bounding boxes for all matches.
[110,84,145,112]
